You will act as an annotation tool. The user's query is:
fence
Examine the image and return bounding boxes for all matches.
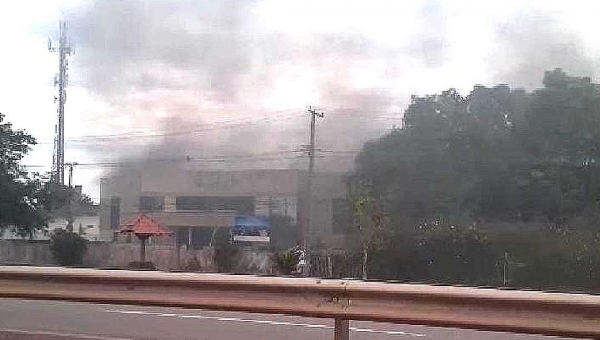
[0,240,272,273]
[0,266,599,340]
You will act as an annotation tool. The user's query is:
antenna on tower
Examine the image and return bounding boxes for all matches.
[48,21,72,185]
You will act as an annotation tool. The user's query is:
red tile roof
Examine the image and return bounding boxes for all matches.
[118,214,173,237]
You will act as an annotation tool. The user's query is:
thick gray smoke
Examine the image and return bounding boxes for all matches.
[70,0,256,101]
[66,0,404,177]
[491,12,599,89]
[64,0,600,188]
[407,0,447,68]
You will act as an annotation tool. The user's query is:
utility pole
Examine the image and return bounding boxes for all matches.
[503,251,509,286]
[49,21,72,185]
[65,162,78,233]
[301,106,324,276]
[66,162,78,188]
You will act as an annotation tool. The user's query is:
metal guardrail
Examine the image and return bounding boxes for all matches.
[0,266,599,339]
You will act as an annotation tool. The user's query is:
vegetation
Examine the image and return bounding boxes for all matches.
[213,227,239,272]
[0,112,97,238]
[271,247,302,275]
[181,256,203,272]
[0,113,49,238]
[50,230,88,266]
[347,69,600,290]
[127,261,156,270]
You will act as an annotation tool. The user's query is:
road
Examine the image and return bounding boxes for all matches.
[0,298,573,340]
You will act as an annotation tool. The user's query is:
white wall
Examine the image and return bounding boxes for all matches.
[1,215,100,241]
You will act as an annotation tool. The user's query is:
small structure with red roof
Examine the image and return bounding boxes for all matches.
[117,214,173,263]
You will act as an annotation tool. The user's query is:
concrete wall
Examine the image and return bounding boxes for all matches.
[0,240,273,274]
[83,243,216,271]
[0,240,54,266]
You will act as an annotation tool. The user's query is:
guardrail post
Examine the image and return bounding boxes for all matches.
[334,318,349,340]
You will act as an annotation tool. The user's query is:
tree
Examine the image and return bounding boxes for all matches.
[353,70,600,231]
[0,113,49,237]
[347,177,387,279]
[43,184,97,232]
[346,70,600,288]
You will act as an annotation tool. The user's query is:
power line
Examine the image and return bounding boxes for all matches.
[22,150,359,170]
[34,109,401,146]
[36,110,306,144]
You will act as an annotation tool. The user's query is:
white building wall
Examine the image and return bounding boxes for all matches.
[1,215,100,241]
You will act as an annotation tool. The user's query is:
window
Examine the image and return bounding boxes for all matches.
[139,196,164,212]
[110,197,120,229]
[176,227,216,249]
[176,196,255,214]
[176,196,211,211]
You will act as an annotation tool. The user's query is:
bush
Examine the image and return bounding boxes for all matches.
[213,228,239,272]
[272,247,302,275]
[127,261,156,270]
[50,230,88,266]
[182,256,203,272]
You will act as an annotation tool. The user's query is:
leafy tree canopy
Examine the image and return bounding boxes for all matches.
[0,113,48,237]
[353,69,600,231]
[342,69,600,288]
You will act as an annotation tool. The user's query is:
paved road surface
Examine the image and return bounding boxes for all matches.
[0,298,572,340]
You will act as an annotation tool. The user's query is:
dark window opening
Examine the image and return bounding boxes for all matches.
[176,227,216,249]
[139,196,164,212]
[176,196,255,215]
[110,197,120,229]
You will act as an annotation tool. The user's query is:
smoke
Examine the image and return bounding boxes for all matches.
[64,2,600,169]
[407,0,448,68]
[64,0,408,179]
[69,0,256,101]
[28,1,600,200]
[491,12,598,89]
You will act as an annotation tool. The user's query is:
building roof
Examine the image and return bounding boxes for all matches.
[117,214,173,237]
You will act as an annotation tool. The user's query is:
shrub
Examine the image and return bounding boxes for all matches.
[213,228,239,272]
[182,256,203,272]
[127,261,156,270]
[272,247,302,275]
[50,230,88,266]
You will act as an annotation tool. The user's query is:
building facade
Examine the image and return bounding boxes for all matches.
[99,168,347,248]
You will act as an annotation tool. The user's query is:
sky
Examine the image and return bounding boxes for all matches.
[1,0,600,201]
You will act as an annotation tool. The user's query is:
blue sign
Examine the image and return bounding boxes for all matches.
[232,215,270,242]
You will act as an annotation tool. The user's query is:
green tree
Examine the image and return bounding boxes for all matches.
[353,69,600,231]
[347,70,600,288]
[346,178,387,279]
[0,113,49,237]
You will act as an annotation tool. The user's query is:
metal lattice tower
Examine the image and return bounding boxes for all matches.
[49,21,72,185]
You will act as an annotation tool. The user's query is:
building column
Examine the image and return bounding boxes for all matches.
[165,196,176,212]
